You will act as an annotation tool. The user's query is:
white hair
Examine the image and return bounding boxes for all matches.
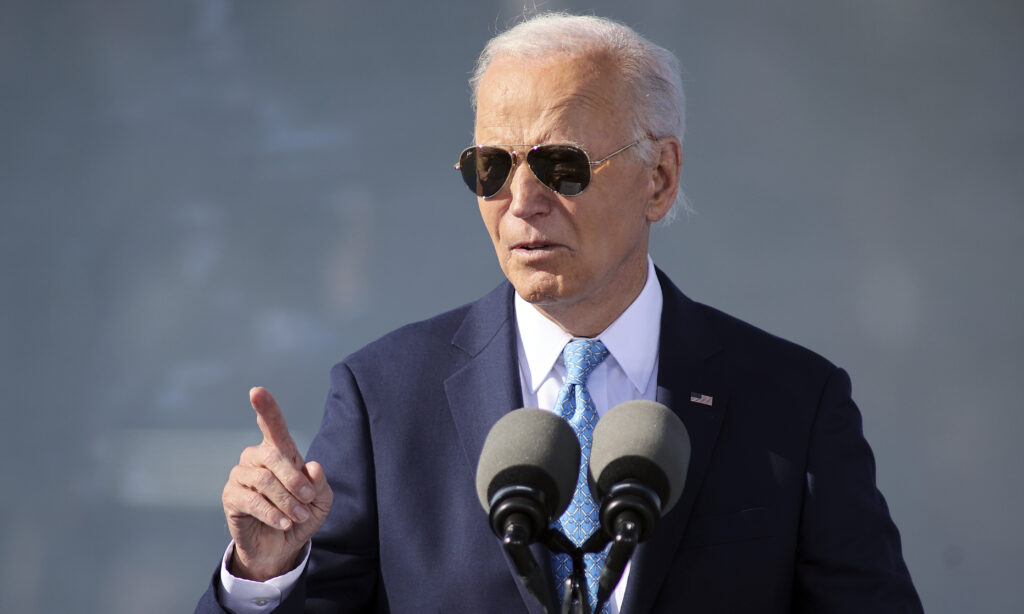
[470,12,689,218]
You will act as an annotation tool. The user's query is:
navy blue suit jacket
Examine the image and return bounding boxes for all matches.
[198,270,922,613]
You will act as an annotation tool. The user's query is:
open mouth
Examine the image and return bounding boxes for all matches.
[512,240,559,251]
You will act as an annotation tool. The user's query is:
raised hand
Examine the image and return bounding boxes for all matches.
[221,387,333,581]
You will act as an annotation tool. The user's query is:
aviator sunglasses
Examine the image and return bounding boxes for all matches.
[455,138,645,198]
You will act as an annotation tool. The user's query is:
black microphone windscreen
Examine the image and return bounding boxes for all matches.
[475,408,581,519]
[590,400,690,513]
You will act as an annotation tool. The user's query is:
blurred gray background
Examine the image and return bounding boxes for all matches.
[1,0,1021,612]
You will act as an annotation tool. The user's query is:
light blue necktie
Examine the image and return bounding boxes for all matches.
[552,338,610,613]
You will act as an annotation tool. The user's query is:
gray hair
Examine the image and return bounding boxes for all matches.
[470,12,689,218]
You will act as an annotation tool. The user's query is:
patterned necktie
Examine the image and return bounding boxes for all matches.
[552,338,610,613]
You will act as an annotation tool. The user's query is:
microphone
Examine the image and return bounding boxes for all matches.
[476,408,581,613]
[588,400,691,609]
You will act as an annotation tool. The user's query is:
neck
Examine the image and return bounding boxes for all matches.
[535,263,649,338]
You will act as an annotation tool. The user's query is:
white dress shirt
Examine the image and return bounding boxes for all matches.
[514,256,662,613]
[221,257,663,614]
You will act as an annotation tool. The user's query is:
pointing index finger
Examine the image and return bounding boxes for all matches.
[250,387,302,465]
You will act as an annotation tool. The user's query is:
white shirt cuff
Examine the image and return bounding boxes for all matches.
[218,540,311,614]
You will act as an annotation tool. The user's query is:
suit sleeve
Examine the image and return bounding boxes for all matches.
[296,361,386,612]
[793,367,923,613]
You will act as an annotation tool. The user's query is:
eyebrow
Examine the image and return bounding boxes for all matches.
[474,139,587,149]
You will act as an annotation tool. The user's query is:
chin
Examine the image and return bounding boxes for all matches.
[513,284,559,305]
[509,272,567,305]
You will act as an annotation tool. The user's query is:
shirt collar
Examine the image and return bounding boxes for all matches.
[514,256,663,394]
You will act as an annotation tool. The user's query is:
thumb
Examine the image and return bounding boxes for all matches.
[305,461,332,509]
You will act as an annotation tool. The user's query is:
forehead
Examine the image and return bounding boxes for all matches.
[474,51,627,144]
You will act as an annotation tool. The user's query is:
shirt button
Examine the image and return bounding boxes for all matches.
[252,598,269,606]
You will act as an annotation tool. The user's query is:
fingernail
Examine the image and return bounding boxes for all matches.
[293,505,310,522]
[299,486,315,502]
[278,518,292,530]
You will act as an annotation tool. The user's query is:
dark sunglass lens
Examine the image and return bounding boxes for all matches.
[527,145,590,196]
[459,147,512,197]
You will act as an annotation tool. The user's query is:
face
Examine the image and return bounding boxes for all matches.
[474,52,674,333]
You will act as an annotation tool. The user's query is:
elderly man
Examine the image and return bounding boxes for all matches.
[197,13,922,614]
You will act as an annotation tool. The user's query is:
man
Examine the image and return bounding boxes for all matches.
[197,13,923,614]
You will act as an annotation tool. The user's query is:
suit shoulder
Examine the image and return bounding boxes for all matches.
[337,303,471,371]
[657,269,837,381]
[332,282,513,376]
[695,302,838,377]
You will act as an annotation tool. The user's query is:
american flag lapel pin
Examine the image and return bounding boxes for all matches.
[690,392,714,406]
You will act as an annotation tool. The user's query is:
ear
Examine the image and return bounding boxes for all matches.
[645,136,682,223]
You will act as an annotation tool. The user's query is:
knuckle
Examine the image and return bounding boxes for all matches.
[285,475,308,495]
[239,445,261,465]
[258,445,280,465]
[222,485,250,514]
[245,491,269,514]
[228,464,245,481]
[222,476,246,505]
[253,468,276,492]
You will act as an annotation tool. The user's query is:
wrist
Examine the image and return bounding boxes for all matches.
[229,546,302,582]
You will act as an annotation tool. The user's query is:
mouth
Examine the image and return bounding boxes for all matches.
[511,240,562,252]
[508,241,567,264]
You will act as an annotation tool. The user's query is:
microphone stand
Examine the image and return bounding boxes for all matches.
[544,529,612,614]
[593,513,639,613]
[490,484,659,614]
[499,519,555,614]
[545,481,662,614]
[499,519,641,614]
[491,488,559,614]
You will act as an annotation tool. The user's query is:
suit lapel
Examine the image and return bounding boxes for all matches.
[445,282,522,477]
[622,270,729,614]
[444,283,556,614]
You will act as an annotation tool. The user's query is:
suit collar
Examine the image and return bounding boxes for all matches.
[446,281,523,473]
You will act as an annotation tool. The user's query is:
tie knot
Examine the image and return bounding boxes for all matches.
[562,339,609,385]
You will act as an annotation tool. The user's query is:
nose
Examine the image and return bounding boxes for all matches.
[506,156,555,219]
